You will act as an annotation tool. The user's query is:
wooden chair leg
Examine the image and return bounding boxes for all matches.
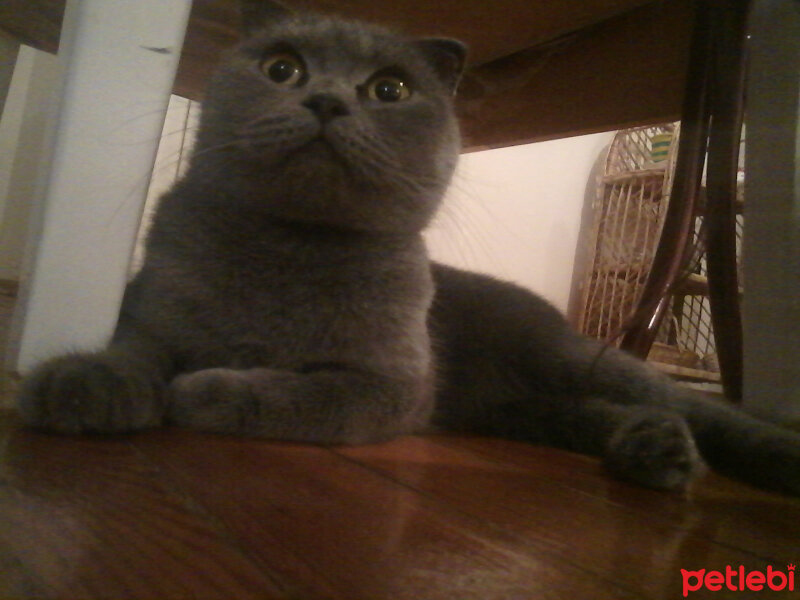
[703,0,750,401]
[620,0,713,357]
[622,0,749,404]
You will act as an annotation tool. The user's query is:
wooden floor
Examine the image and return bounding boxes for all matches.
[1,290,799,598]
[0,412,798,599]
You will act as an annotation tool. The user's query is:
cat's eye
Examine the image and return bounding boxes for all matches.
[366,75,411,102]
[260,52,305,86]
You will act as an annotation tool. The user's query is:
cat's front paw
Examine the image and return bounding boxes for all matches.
[604,412,701,491]
[18,353,165,435]
[168,368,256,434]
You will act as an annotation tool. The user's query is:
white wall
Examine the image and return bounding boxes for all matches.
[131,95,200,273]
[0,45,60,282]
[426,132,614,313]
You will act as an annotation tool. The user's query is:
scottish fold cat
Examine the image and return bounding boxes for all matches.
[19,0,800,496]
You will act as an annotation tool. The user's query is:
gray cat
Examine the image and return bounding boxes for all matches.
[18,0,800,496]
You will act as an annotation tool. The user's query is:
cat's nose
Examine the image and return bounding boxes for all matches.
[302,93,350,123]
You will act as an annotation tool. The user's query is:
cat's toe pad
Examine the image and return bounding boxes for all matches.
[604,413,701,491]
[168,368,256,433]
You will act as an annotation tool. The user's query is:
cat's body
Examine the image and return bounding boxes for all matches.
[19,1,800,497]
[124,182,437,443]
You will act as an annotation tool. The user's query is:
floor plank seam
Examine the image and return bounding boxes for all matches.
[127,437,297,597]
[433,437,800,564]
[329,447,651,600]
[332,439,800,593]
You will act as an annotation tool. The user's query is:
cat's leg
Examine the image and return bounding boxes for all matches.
[168,366,430,444]
[571,340,800,495]
[536,398,702,491]
[430,264,800,495]
[18,321,174,434]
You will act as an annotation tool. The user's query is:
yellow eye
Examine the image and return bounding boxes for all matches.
[367,75,411,102]
[260,53,304,86]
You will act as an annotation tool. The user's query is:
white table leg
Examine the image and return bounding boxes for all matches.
[8,0,192,373]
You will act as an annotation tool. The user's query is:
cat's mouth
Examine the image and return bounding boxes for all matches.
[292,135,353,172]
[301,136,336,154]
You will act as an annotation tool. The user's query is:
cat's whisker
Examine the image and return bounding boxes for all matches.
[107,136,248,229]
[105,146,197,230]
[441,199,501,267]
[237,113,295,135]
[337,130,444,197]
[187,139,249,161]
[245,112,294,126]
[104,125,202,149]
[104,104,190,138]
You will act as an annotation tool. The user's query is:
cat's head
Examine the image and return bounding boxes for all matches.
[192,0,466,235]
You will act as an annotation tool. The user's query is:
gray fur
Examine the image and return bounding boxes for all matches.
[18,4,800,496]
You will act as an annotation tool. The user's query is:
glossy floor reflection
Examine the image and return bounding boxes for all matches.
[0,413,798,599]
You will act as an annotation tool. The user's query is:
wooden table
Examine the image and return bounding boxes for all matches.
[1,413,798,599]
[0,0,693,149]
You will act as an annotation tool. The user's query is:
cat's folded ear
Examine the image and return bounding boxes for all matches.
[414,38,468,94]
[240,0,293,36]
